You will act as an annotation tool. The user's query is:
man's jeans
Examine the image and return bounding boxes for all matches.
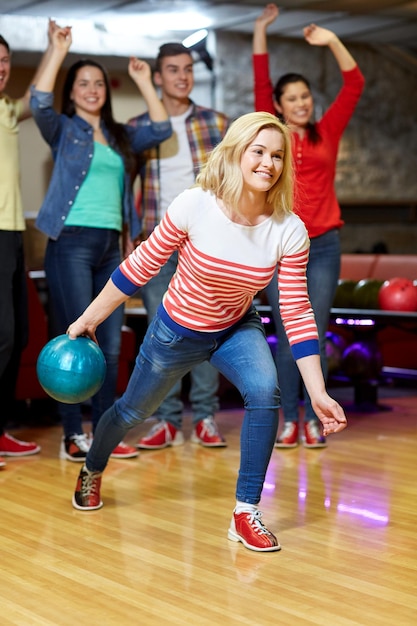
[140,252,219,427]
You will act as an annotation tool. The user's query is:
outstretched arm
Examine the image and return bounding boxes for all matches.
[67,279,129,344]
[296,354,347,436]
[128,57,168,122]
[303,24,358,72]
[32,22,72,93]
[253,3,279,55]
[19,19,62,120]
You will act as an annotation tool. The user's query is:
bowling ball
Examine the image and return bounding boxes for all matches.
[341,341,383,380]
[36,334,106,403]
[351,278,384,310]
[325,331,346,374]
[332,279,357,308]
[378,277,417,312]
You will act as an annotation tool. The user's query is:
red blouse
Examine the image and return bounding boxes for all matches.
[253,53,365,238]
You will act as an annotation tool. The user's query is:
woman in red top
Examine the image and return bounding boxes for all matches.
[253,3,365,448]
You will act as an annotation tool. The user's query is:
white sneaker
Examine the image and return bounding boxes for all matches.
[60,433,91,461]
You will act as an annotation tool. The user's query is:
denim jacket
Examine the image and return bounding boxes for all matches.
[30,87,172,240]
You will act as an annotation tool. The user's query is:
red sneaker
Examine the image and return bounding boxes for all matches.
[0,456,5,468]
[275,422,299,448]
[137,420,184,449]
[0,433,41,456]
[110,441,139,459]
[303,420,327,448]
[228,510,281,552]
[190,416,227,447]
[72,465,103,511]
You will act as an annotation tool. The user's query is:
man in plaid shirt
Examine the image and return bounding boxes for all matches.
[129,42,230,450]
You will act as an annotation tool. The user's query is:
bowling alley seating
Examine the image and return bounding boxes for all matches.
[335,253,417,376]
[15,272,137,403]
[339,253,417,283]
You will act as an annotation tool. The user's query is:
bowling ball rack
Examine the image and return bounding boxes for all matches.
[329,307,417,411]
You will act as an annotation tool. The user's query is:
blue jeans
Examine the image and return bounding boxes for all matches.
[45,227,124,436]
[140,252,219,428]
[266,228,340,423]
[86,306,279,504]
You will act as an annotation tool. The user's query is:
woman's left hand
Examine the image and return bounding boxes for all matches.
[303,23,337,47]
[128,57,151,85]
[312,393,348,436]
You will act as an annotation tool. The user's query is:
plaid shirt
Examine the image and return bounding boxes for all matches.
[129,101,229,238]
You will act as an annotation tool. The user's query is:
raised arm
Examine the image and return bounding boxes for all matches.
[303,24,358,72]
[33,23,72,93]
[253,3,279,55]
[128,57,168,122]
[18,19,60,120]
[252,4,278,114]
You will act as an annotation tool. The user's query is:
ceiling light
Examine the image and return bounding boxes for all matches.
[183,29,213,72]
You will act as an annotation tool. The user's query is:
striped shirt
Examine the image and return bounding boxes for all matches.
[113,187,319,359]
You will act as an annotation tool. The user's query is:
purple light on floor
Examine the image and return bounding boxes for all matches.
[337,503,389,524]
[263,464,276,492]
[335,317,375,327]
[261,316,271,324]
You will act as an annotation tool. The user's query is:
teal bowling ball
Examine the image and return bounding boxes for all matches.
[36,334,106,404]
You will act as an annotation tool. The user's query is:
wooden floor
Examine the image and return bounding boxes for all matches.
[1,384,416,626]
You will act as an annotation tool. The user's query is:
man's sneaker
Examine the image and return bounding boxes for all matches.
[0,433,41,456]
[72,465,103,511]
[137,420,184,449]
[303,420,327,448]
[110,441,139,459]
[0,456,6,468]
[190,416,227,447]
[275,422,299,448]
[60,433,90,462]
[228,510,281,552]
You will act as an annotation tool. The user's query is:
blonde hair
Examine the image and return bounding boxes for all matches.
[196,112,293,217]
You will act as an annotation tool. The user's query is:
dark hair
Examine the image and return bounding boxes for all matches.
[61,59,136,173]
[155,42,193,73]
[0,35,10,53]
[273,72,321,144]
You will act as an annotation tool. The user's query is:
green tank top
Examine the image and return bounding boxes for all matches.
[65,142,124,231]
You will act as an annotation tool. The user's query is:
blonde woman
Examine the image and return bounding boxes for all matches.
[68,112,347,552]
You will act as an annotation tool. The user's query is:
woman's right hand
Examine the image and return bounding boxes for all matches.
[67,317,98,344]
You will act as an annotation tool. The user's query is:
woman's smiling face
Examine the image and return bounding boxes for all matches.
[240,128,285,193]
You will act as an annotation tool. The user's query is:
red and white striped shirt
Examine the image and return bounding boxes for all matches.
[114,187,318,353]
